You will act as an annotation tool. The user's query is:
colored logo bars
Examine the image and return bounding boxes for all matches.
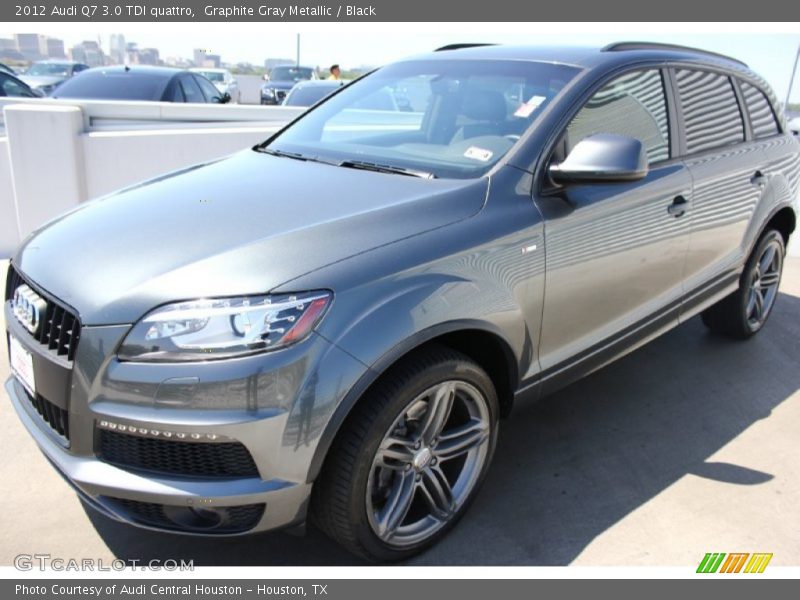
[697,553,773,573]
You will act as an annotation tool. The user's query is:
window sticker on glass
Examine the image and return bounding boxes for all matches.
[514,95,546,118]
[464,146,494,162]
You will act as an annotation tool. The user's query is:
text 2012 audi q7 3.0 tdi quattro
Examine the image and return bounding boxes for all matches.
[5,43,800,561]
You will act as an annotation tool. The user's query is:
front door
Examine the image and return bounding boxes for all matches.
[534,69,692,391]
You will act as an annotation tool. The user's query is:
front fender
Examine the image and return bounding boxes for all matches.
[276,165,546,483]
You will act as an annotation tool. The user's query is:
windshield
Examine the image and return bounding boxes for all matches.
[27,63,71,76]
[196,71,224,82]
[270,66,314,82]
[265,59,579,179]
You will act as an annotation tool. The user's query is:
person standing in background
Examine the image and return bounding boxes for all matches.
[328,64,341,80]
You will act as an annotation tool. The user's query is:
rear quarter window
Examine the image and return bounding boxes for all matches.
[740,81,780,139]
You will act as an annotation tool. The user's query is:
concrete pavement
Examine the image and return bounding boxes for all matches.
[1,259,798,566]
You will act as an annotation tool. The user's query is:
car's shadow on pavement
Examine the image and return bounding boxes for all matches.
[85,293,800,566]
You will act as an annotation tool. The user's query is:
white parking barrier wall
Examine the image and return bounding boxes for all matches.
[0,98,302,257]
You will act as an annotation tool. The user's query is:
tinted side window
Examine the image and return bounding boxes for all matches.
[0,74,34,97]
[675,69,744,154]
[567,69,670,164]
[741,81,780,139]
[166,79,185,102]
[179,75,205,103]
[194,74,222,102]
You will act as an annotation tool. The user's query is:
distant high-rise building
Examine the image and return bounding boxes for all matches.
[138,48,160,66]
[70,40,105,67]
[193,48,207,67]
[125,42,140,64]
[0,38,20,62]
[45,37,65,59]
[14,34,46,60]
[204,54,221,68]
[109,33,126,64]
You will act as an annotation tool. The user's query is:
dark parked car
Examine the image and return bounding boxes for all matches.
[5,43,800,562]
[0,62,16,75]
[283,79,345,107]
[261,65,318,105]
[0,71,37,97]
[20,60,89,96]
[51,66,232,103]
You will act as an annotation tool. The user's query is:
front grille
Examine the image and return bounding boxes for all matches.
[276,90,287,100]
[5,266,81,361]
[104,497,265,533]
[97,429,259,479]
[23,387,69,441]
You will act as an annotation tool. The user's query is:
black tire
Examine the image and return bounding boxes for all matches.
[311,344,499,562]
[701,229,785,339]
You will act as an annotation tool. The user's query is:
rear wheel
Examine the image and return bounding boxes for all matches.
[311,345,499,562]
[702,229,784,339]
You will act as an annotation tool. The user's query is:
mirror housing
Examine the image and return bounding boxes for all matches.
[219,92,232,104]
[549,133,648,183]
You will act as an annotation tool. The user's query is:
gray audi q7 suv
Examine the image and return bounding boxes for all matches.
[5,43,800,562]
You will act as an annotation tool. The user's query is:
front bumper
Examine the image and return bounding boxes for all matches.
[4,293,367,536]
[6,376,311,534]
[260,89,288,105]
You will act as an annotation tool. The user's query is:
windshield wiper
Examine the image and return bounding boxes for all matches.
[258,148,436,179]
[257,148,314,162]
[337,160,436,179]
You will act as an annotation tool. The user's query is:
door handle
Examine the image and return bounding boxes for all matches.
[750,170,766,187]
[667,195,688,218]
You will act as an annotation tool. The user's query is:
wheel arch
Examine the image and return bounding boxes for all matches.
[305,321,520,483]
[765,204,796,245]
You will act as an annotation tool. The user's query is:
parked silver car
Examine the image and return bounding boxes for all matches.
[20,60,89,96]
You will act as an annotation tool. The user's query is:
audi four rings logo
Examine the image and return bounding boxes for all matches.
[12,285,47,335]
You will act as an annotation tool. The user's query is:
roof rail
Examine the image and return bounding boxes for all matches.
[601,42,748,68]
[434,43,497,52]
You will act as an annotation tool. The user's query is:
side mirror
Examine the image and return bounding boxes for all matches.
[549,133,648,183]
[218,92,231,104]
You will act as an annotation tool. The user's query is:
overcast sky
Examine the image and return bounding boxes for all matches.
[4,25,799,102]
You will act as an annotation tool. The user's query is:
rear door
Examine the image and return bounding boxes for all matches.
[671,67,767,311]
[737,79,800,224]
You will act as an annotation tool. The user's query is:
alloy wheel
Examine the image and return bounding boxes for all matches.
[365,380,491,548]
[746,238,783,330]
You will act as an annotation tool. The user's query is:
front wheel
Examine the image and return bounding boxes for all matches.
[311,345,499,562]
[702,229,785,339]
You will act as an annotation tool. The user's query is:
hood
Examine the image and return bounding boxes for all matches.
[20,75,65,88]
[14,150,487,325]
[263,80,297,91]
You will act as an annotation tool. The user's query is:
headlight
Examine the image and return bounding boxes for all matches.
[118,291,331,362]
[262,88,275,97]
